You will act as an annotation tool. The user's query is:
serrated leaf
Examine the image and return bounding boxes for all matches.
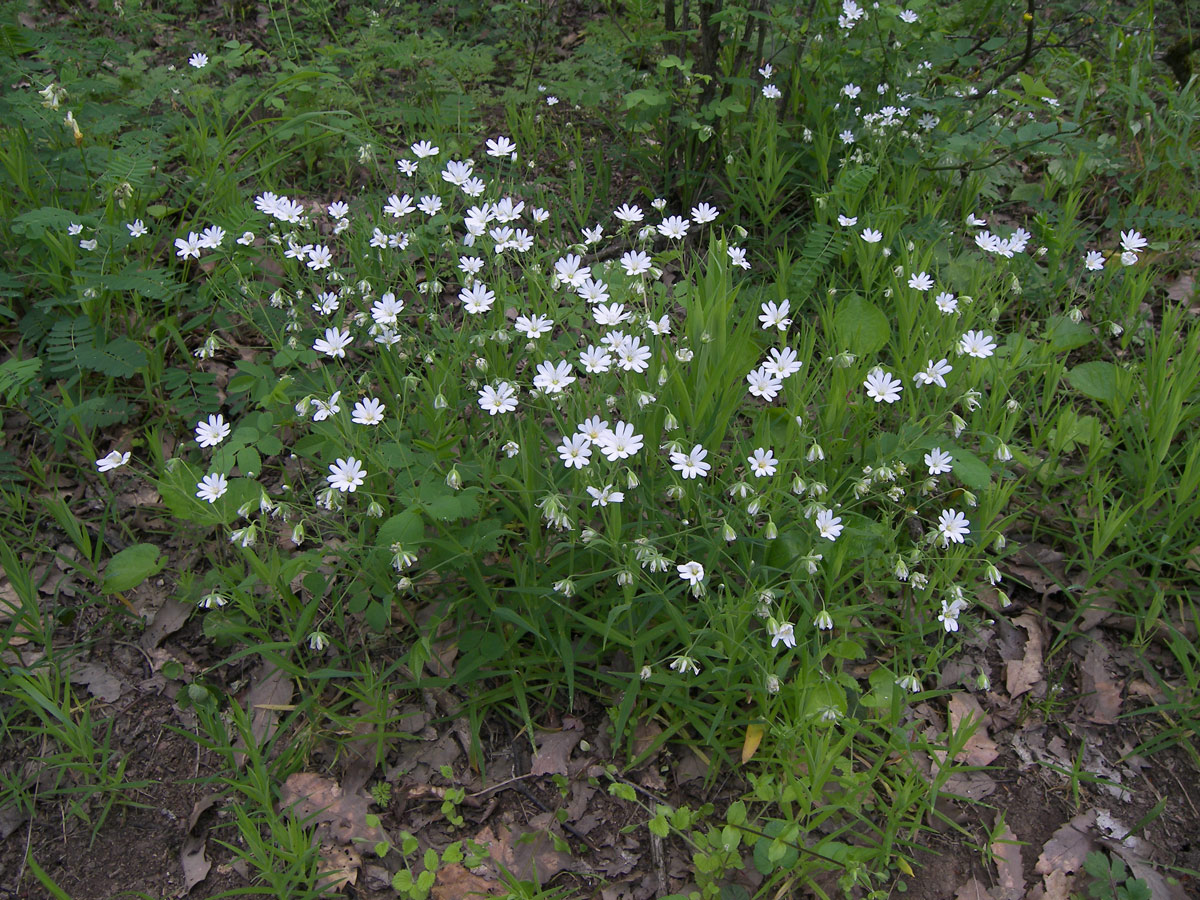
[103,543,164,593]
[76,336,147,377]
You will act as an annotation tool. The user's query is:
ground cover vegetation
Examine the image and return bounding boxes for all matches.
[0,0,1198,897]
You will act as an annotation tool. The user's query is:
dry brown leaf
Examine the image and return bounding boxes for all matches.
[1041,870,1075,900]
[948,693,999,766]
[234,662,294,768]
[1036,811,1096,875]
[992,824,1024,900]
[1003,543,1067,596]
[278,772,388,847]
[953,877,992,900]
[476,823,576,883]
[68,661,125,703]
[180,833,210,893]
[432,863,500,900]
[1006,614,1044,699]
[1079,644,1122,725]
[0,804,27,841]
[278,773,390,891]
[942,771,997,800]
[531,727,583,777]
[180,794,220,894]
[140,595,192,649]
[1165,271,1195,304]
[316,843,361,892]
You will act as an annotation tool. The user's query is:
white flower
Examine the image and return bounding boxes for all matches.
[899,9,918,23]
[924,448,953,475]
[1120,230,1148,253]
[174,232,202,259]
[485,135,516,158]
[196,473,229,503]
[478,382,518,415]
[327,457,366,492]
[351,397,386,425]
[195,414,231,448]
[747,447,777,478]
[313,327,353,359]
[188,52,208,68]
[747,367,783,401]
[311,391,342,422]
[620,250,652,276]
[515,314,553,338]
[441,159,474,186]
[728,246,750,269]
[958,330,997,359]
[937,509,970,545]
[411,140,439,158]
[96,450,131,472]
[1084,250,1106,271]
[861,228,883,243]
[657,216,690,239]
[587,484,624,506]
[670,444,711,480]
[1120,250,1139,266]
[578,345,613,374]
[913,358,953,388]
[814,610,834,630]
[307,244,332,270]
[613,335,651,373]
[762,346,803,379]
[758,299,792,330]
[126,219,147,238]
[815,508,843,541]
[533,359,576,394]
[864,368,903,403]
[613,203,644,223]
[593,303,630,326]
[691,202,719,224]
[677,561,705,586]
[934,291,958,314]
[907,271,934,291]
[558,434,592,469]
[199,591,226,609]
[596,421,643,461]
[384,193,415,217]
[837,214,858,226]
[371,292,405,326]
[459,282,496,314]
[762,84,781,99]
[769,620,796,649]
[554,253,590,288]
[670,655,700,676]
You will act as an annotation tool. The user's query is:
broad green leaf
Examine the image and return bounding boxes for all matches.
[103,543,164,593]
[1068,361,1132,408]
[833,295,891,355]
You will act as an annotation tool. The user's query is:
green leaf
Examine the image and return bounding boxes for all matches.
[1068,361,1131,408]
[833,295,891,355]
[948,445,992,492]
[1045,315,1094,351]
[77,336,147,377]
[376,510,423,551]
[103,543,164,593]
